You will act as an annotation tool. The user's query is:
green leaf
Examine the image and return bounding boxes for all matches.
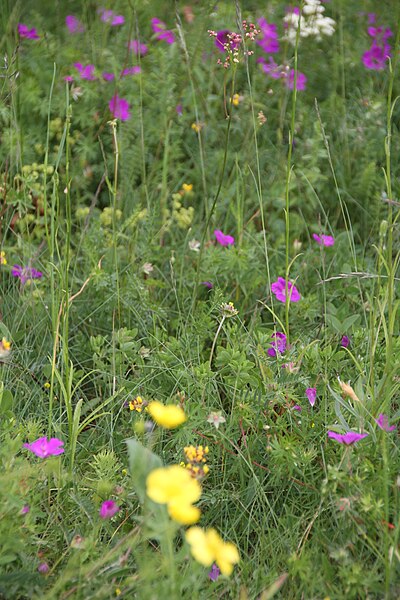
[126,438,163,504]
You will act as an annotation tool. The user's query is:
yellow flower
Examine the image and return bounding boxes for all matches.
[129,395,144,412]
[148,401,186,428]
[1,338,11,351]
[146,465,201,524]
[0,251,7,265]
[191,122,202,133]
[231,93,241,106]
[0,337,11,359]
[182,183,193,193]
[186,527,240,576]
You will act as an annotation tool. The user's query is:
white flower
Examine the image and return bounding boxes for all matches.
[142,262,154,275]
[189,239,201,252]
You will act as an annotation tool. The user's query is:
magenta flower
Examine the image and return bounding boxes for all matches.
[128,40,148,56]
[257,18,279,54]
[375,414,396,432]
[38,562,49,574]
[260,57,283,79]
[23,437,64,458]
[362,42,391,70]
[208,563,221,581]
[64,75,74,82]
[285,69,307,91]
[201,281,213,289]
[267,332,287,357]
[99,9,125,26]
[271,277,300,303]
[20,504,30,515]
[102,72,115,81]
[341,335,350,348]
[73,63,96,80]
[66,15,85,34]
[306,387,317,407]
[292,405,302,412]
[99,499,119,519]
[214,229,234,246]
[18,24,39,39]
[313,233,335,246]
[327,431,368,445]
[12,264,43,284]
[151,18,175,44]
[109,95,131,121]
[121,66,141,76]
[176,104,183,116]
[215,30,233,53]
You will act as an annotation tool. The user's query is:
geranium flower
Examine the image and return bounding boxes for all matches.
[73,63,96,80]
[267,332,287,357]
[18,24,39,39]
[128,40,148,56]
[12,264,43,284]
[259,57,283,79]
[148,401,186,428]
[109,95,131,121]
[103,72,115,81]
[327,431,368,445]
[214,229,234,246]
[121,66,141,76]
[313,233,335,246]
[23,436,64,458]
[375,414,396,432]
[271,277,300,303]
[214,29,240,53]
[151,18,175,44]
[66,15,85,34]
[99,9,125,26]
[362,42,391,70]
[146,465,201,524]
[99,500,119,519]
[306,387,317,407]
[186,527,240,576]
[257,18,279,54]
[285,69,307,90]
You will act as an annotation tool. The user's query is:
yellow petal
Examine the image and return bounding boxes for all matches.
[186,527,215,566]
[148,401,186,429]
[168,502,200,525]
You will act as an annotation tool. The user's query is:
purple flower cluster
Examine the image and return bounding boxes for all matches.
[151,18,175,44]
[362,16,392,70]
[267,332,287,357]
[257,18,279,54]
[12,264,43,285]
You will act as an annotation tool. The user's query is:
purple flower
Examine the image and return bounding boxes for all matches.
[64,75,74,82]
[38,562,49,574]
[99,9,125,26]
[341,335,350,348]
[176,104,183,116]
[208,563,221,581]
[12,264,43,285]
[306,387,317,407]
[257,18,280,54]
[214,229,234,246]
[201,281,213,289]
[368,13,376,24]
[362,42,391,70]
[109,95,131,121]
[327,431,368,445]
[18,24,39,39]
[260,57,283,79]
[271,277,300,303]
[102,72,115,81]
[151,18,175,44]
[293,405,302,412]
[99,499,119,519]
[313,233,335,246]
[20,504,30,515]
[128,40,148,56]
[214,30,239,53]
[267,332,287,357]
[375,414,396,432]
[73,63,96,80]
[66,15,85,34]
[121,66,141,76]
[23,437,64,458]
[285,69,307,91]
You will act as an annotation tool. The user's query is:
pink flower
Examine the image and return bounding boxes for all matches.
[99,499,119,519]
[362,42,391,70]
[73,63,96,80]
[260,57,283,79]
[267,332,287,357]
[109,95,131,121]
[66,15,85,34]
[23,437,64,458]
[271,277,300,303]
[375,414,396,432]
[121,66,141,76]
[214,229,234,246]
[306,387,317,407]
[327,431,368,445]
[102,72,115,81]
[313,233,335,246]
[128,40,148,56]
[99,9,125,26]
[151,18,175,44]
[38,562,49,574]
[64,75,74,82]
[285,69,307,91]
[292,405,302,412]
[18,24,39,39]
[257,18,280,54]
[20,504,30,515]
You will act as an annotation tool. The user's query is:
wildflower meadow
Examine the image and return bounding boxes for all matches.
[1,1,400,598]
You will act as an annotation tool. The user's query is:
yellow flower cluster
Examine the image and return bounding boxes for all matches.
[129,395,145,413]
[186,527,240,576]
[0,251,6,265]
[0,337,11,359]
[146,465,201,524]
[148,401,186,428]
[182,445,210,479]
